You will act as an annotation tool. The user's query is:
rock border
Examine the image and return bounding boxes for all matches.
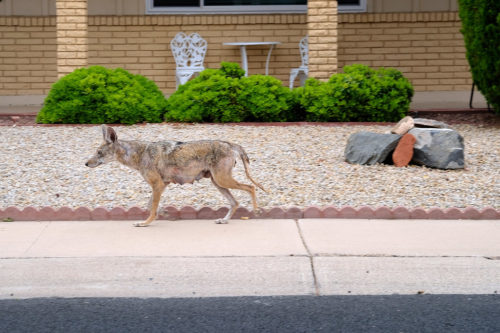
[1,206,498,221]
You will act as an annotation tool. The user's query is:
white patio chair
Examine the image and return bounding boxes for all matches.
[170,32,207,88]
[289,36,308,89]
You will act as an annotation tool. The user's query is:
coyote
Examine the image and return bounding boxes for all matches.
[86,125,266,227]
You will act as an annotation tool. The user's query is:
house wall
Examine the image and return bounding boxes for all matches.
[0,8,470,96]
[0,0,459,16]
[0,17,56,96]
[339,12,469,91]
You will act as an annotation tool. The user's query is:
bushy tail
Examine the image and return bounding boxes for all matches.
[234,145,267,193]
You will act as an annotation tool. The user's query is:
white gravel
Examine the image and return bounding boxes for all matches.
[0,123,498,210]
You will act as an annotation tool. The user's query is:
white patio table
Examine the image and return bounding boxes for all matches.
[223,41,281,76]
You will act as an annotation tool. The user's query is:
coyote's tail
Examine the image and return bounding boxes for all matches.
[234,145,267,193]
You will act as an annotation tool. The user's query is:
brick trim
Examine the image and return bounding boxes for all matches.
[0,16,56,26]
[0,12,460,27]
[0,14,307,26]
[339,12,460,23]
[1,205,498,221]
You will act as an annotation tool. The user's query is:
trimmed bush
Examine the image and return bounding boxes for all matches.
[36,66,167,124]
[238,75,295,122]
[165,62,294,122]
[165,65,245,123]
[459,0,500,114]
[296,64,414,122]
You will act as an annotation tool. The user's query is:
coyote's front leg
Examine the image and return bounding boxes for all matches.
[134,176,166,227]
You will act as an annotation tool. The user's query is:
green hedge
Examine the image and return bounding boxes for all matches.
[166,63,412,123]
[36,66,167,124]
[36,63,414,124]
[459,0,500,114]
[294,64,414,122]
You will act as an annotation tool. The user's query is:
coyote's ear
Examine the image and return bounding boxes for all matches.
[102,125,117,143]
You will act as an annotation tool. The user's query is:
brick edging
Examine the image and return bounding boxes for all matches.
[1,206,498,221]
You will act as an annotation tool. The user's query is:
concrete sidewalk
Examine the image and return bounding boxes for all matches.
[1,219,499,298]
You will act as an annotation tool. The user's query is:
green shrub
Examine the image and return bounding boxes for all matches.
[165,67,245,123]
[165,62,294,122]
[219,61,245,79]
[36,66,167,124]
[237,75,294,122]
[296,64,414,122]
[459,0,500,114]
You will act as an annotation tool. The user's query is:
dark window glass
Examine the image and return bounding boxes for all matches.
[153,0,358,6]
[205,0,306,4]
[338,0,360,4]
[153,0,199,6]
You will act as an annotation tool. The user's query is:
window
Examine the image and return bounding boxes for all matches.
[146,0,367,14]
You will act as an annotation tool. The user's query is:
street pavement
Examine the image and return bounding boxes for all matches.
[1,218,499,299]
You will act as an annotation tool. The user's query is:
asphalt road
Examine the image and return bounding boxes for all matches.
[1,295,499,333]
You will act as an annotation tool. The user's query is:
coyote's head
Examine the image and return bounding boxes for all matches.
[85,125,119,168]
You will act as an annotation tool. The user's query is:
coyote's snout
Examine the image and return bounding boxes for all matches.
[86,125,266,227]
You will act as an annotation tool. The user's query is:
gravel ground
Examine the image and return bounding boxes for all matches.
[0,123,498,210]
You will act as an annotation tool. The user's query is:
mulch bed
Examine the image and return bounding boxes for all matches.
[408,110,500,127]
[0,110,498,127]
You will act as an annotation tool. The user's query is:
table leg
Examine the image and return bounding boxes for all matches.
[239,45,248,77]
[265,44,275,76]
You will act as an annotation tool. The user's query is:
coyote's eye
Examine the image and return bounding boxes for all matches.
[97,150,103,157]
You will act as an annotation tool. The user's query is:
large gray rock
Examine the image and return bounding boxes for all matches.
[413,118,451,129]
[345,132,401,165]
[409,128,464,169]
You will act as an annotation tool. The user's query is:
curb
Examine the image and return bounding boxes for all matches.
[1,206,498,221]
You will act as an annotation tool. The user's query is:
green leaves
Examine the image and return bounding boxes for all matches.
[296,64,414,122]
[36,63,414,124]
[36,66,167,124]
[165,62,293,123]
[459,0,500,114]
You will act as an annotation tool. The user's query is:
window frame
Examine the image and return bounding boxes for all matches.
[146,0,367,15]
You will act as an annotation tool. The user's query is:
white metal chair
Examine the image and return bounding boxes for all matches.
[289,36,308,89]
[170,32,207,88]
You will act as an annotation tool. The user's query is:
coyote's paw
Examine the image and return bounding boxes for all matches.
[133,222,149,227]
[214,218,229,224]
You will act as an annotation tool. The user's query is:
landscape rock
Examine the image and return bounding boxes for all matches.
[391,116,414,135]
[413,118,451,129]
[345,132,401,165]
[409,128,464,169]
[392,133,416,167]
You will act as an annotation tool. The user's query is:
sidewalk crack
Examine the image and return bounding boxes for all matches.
[23,222,50,256]
[294,219,320,296]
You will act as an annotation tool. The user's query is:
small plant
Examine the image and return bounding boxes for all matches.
[296,64,414,122]
[2,217,14,222]
[36,66,168,124]
[165,63,412,123]
[165,62,294,123]
[165,66,245,123]
[237,75,294,122]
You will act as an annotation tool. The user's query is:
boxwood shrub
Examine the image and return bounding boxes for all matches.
[36,66,167,124]
[165,62,294,123]
[295,64,414,122]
